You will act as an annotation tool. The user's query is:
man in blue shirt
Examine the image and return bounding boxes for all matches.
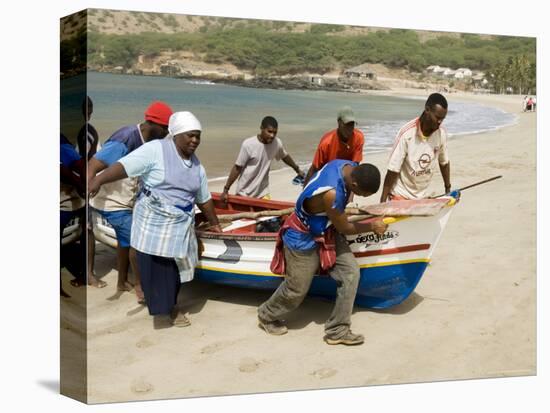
[258,160,387,345]
[60,134,93,295]
[87,101,173,302]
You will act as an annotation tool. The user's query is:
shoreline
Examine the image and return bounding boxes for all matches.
[207,89,523,190]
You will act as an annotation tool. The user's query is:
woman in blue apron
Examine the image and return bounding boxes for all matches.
[89,111,222,327]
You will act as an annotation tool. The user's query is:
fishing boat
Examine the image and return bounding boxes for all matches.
[195,193,458,309]
[93,192,458,309]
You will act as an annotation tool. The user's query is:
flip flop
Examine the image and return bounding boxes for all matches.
[90,279,107,288]
[70,279,86,288]
[136,291,146,305]
[172,313,191,327]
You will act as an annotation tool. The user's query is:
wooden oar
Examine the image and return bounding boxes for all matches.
[216,206,393,223]
[216,207,295,223]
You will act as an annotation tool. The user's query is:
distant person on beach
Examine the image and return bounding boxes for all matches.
[303,106,365,186]
[522,95,529,112]
[89,111,222,327]
[60,134,87,296]
[526,96,534,112]
[258,160,387,345]
[87,101,173,302]
[220,116,304,203]
[380,93,451,202]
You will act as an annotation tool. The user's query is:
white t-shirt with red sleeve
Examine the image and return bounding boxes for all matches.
[387,117,449,199]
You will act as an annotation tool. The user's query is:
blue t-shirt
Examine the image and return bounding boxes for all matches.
[60,134,81,167]
[283,159,356,251]
[94,124,144,166]
[118,139,211,205]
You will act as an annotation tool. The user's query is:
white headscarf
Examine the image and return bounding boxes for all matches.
[168,111,202,136]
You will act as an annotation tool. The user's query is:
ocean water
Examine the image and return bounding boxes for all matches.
[61,72,516,179]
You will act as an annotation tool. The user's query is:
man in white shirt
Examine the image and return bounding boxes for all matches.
[380,93,451,202]
[220,116,304,202]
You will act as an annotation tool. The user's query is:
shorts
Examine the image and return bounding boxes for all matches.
[96,209,133,248]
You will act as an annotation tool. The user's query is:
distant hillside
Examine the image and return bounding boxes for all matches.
[60,9,536,94]
[60,10,87,41]
[87,8,472,42]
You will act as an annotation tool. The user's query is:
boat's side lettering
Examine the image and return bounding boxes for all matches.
[350,230,399,246]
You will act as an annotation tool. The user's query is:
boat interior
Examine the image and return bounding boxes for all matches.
[195,193,294,235]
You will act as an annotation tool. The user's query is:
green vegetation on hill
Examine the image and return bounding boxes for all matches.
[61,27,87,75]
[85,26,536,92]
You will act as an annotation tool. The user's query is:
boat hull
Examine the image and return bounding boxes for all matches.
[196,202,454,309]
[93,192,456,309]
[195,260,429,308]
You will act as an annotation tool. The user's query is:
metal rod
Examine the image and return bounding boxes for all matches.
[433,175,502,198]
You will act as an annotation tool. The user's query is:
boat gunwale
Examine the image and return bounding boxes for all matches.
[196,231,277,241]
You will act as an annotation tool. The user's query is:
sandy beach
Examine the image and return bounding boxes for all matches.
[60,91,536,403]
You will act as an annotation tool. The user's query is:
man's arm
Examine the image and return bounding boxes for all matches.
[87,157,108,182]
[323,191,387,236]
[196,199,222,233]
[304,142,325,186]
[282,154,304,178]
[380,170,399,203]
[439,162,451,194]
[88,162,128,197]
[220,164,243,203]
[303,164,318,186]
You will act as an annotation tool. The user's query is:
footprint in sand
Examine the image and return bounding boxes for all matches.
[200,340,234,355]
[106,324,128,334]
[135,336,155,349]
[238,357,263,373]
[130,378,154,394]
[93,323,128,337]
[311,367,338,379]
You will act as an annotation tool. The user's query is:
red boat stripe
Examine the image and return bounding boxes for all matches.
[353,244,431,258]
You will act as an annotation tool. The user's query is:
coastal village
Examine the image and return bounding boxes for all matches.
[89,51,491,94]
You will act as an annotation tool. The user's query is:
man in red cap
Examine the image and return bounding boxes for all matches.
[86,101,173,303]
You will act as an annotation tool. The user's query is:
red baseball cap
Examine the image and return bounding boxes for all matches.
[144,101,173,126]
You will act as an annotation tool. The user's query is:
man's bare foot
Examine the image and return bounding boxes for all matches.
[89,275,107,288]
[117,281,134,292]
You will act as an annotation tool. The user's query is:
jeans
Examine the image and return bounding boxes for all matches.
[258,233,360,338]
